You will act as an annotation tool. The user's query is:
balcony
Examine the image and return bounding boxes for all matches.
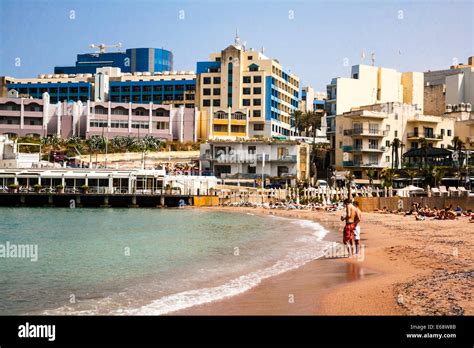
[343,129,388,137]
[407,132,443,140]
[342,161,383,168]
[343,145,386,152]
[275,155,297,162]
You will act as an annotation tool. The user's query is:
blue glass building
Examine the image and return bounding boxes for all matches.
[54,48,173,74]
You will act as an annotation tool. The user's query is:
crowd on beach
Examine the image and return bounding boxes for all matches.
[375,203,474,222]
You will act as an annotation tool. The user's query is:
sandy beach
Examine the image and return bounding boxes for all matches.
[176,207,473,315]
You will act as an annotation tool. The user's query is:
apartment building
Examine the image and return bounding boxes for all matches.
[326,64,424,166]
[0,94,198,142]
[335,102,455,180]
[424,56,474,116]
[196,35,300,140]
[199,140,310,181]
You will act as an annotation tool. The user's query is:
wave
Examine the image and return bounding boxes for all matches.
[112,218,335,315]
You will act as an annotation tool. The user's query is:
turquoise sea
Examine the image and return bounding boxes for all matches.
[0,208,332,315]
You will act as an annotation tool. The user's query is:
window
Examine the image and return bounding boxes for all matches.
[386,156,390,162]
[394,130,398,138]
[386,140,390,147]
[248,56,253,60]
[213,77,221,84]
[203,77,211,84]
[203,88,211,96]
[441,129,445,136]
[132,86,140,92]
[447,129,452,136]
[243,76,251,83]
[243,88,251,95]
[247,165,256,174]
[213,99,220,107]
[441,144,444,148]
[156,122,169,130]
[386,124,390,131]
[247,145,256,154]
[254,124,264,131]
[253,99,261,106]
[368,139,378,149]
[203,99,211,107]
[243,99,250,106]
[253,87,261,94]
[253,76,262,83]
[253,110,261,117]
[213,88,220,95]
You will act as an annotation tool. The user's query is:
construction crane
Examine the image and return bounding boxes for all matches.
[89,42,122,54]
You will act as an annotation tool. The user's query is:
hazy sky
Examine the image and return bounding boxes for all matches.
[0,0,472,91]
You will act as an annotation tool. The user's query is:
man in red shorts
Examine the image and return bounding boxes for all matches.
[341,198,359,256]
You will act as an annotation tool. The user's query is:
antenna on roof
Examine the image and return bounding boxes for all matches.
[261,46,265,54]
[89,42,122,54]
[371,52,376,66]
[361,50,366,64]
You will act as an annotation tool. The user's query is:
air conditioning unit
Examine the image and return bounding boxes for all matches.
[445,104,452,113]
[460,103,466,111]
[466,103,472,112]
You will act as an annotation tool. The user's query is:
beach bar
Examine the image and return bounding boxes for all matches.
[0,169,220,207]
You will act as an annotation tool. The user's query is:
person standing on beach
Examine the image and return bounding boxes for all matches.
[353,201,362,255]
[341,199,359,256]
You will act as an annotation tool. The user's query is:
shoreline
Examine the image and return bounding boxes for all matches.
[176,206,472,315]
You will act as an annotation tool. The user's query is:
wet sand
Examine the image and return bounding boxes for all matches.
[176,207,473,315]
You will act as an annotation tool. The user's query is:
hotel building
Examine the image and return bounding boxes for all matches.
[335,102,455,180]
[0,93,198,142]
[326,64,424,166]
[196,35,300,140]
[199,140,310,181]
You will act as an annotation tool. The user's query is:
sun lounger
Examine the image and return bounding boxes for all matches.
[457,187,468,197]
[431,187,441,197]
[448,187,459,197]
[439,186,449,197]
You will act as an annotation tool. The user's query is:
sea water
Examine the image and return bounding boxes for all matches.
[0,208,333,315]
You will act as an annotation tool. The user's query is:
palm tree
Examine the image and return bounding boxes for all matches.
[364,169,376,187]
[390,138,402,169]
[291,110,304,136]
[345,170,355,199]
[432,167,445,188]
[380,168,398,188]
[406,169,418,186]
[418,137,429,169]
[451,136,465,168]
[86,135,106,167]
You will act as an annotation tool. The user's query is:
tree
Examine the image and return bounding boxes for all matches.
[406,169,418,186]
[86,135,106,167]
[418,137,429,169]
[390,138,403,169]
[291,110,304,136]
[364,169,376,186]
[432,167,445,188]
[380,168,397,188]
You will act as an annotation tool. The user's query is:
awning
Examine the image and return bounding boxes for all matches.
[355,179,381,185]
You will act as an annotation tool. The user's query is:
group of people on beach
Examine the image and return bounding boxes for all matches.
[341,199,362,257]
[375,203,474,222]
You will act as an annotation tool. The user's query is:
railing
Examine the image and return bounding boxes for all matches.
[343,146,385,152]
[344,129,388,136]
[407,132,443,139]
[276,155,297,162]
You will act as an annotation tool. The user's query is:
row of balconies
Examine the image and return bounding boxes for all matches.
[342,161,383,168]
[200,153,297,162]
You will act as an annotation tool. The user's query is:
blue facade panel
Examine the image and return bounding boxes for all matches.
[265,76,272,121]
[54,48,173,74]
[7,82,92,103]
[196,61,221,74]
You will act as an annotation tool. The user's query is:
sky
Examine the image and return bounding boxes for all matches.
[0,0,473,91]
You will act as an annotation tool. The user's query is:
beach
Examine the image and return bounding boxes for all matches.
[176,207,473,315]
